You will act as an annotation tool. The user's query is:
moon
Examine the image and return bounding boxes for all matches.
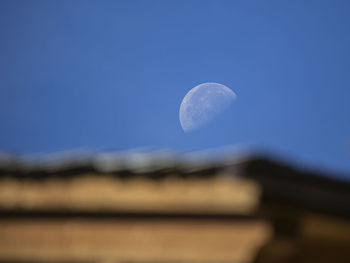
[179,82,236,133]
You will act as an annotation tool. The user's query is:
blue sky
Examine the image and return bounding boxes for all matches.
[1,0,350,176]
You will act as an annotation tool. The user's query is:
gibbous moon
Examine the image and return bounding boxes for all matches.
[179,82,236,133]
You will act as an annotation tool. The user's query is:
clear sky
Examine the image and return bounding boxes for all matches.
[1,0,350,176]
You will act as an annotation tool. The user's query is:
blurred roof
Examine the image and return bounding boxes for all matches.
[0,149,350,218]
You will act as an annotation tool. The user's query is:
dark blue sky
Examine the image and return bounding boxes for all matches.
[1,1,350,175]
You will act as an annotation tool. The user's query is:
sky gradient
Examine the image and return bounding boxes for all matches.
[1,0,350,176]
